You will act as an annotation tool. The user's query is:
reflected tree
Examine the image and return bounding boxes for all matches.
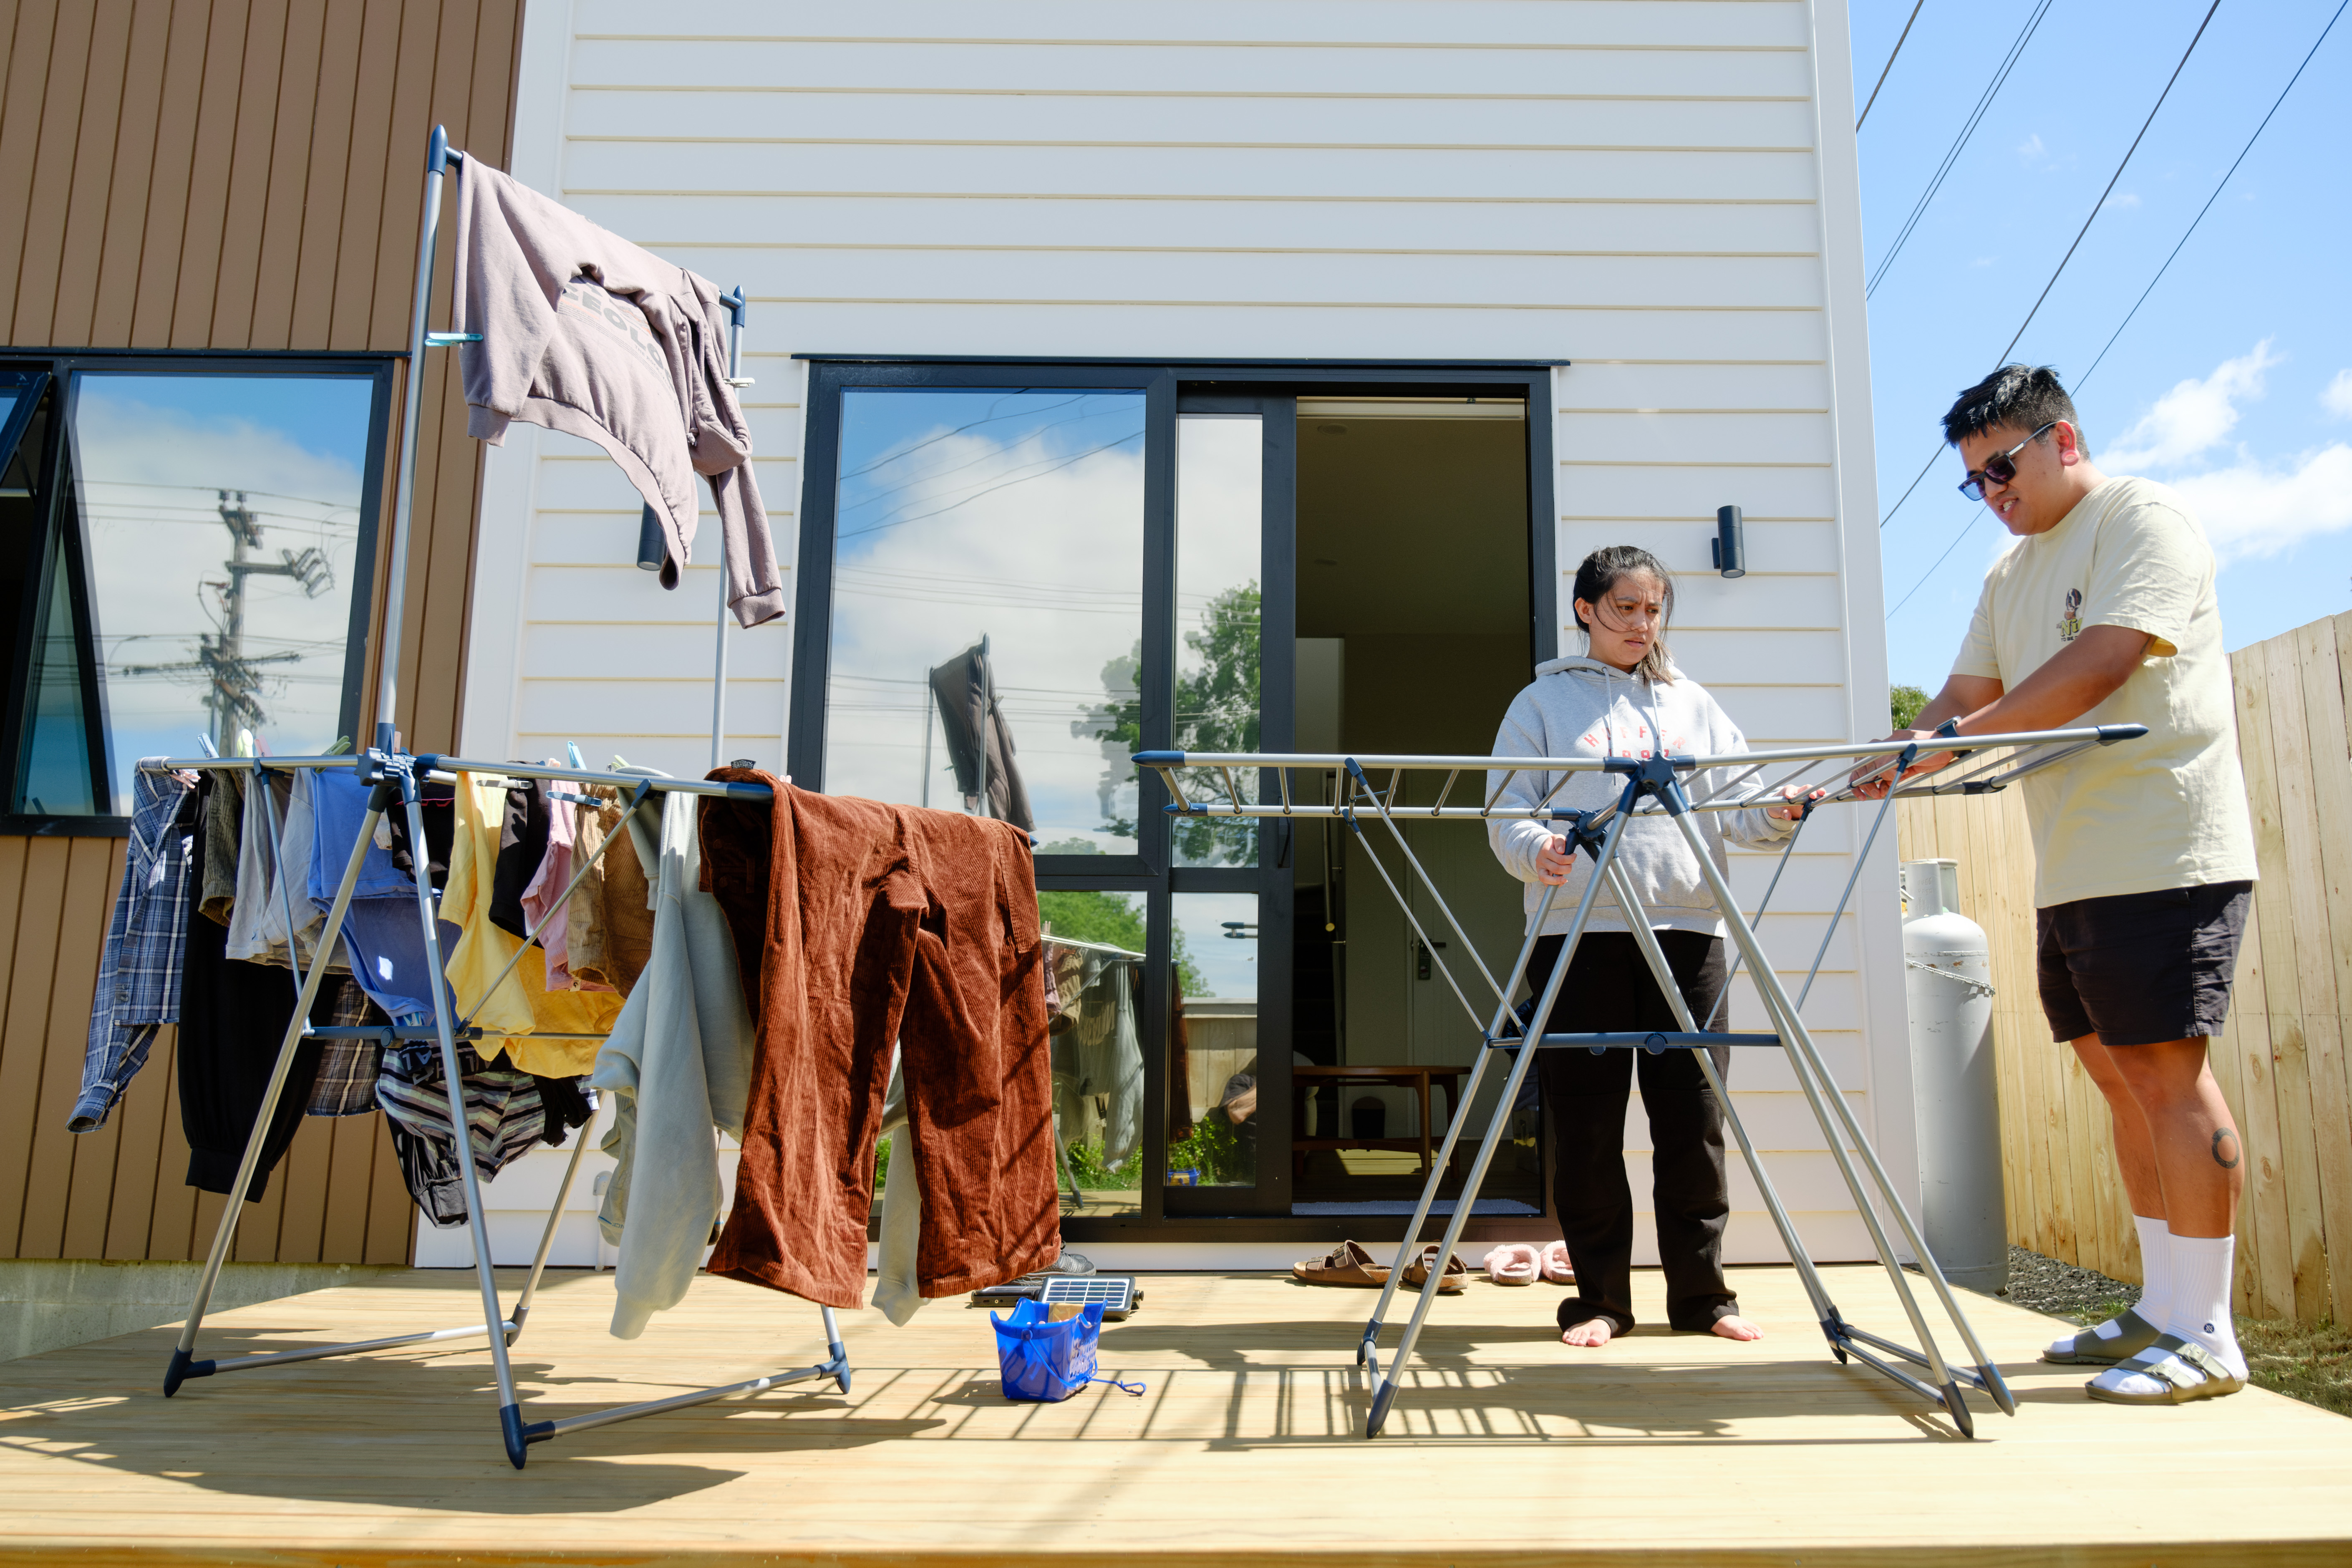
[1084,582,1260,866]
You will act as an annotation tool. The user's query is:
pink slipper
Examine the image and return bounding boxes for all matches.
[1538,1241,1574,1284]
[1482,1243,1539,1285]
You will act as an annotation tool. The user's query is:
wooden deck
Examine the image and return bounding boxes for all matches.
[2,1263,2348,1565]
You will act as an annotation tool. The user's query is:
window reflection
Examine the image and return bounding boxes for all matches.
[1167,891,1259,1189]
[824,388,1147,850]
[1039,888,1147,1218]
[1172,415,1261,865]
[65,373,377,807]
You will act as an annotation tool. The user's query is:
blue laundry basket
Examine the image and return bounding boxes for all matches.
[989,1298,1142,1402]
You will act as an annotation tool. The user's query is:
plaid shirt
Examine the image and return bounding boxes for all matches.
[71,767,195,1132]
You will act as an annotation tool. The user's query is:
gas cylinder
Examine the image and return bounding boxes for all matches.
[1900,858,2007,1292]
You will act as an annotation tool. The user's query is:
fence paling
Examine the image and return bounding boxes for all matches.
[1899,606,2352,1326]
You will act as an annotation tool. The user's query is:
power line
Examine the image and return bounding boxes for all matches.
[2077,0,2347,391]
[1991,0,2221,367]
[1855,0,1927,131]
[1865,0,2055,300]
[1882,0,2225,614]
[1884,514,1986,619]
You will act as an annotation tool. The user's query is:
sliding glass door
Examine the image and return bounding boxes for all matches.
[790,359,1551,1241]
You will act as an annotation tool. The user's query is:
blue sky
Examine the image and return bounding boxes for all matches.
[1852,0,2352,691]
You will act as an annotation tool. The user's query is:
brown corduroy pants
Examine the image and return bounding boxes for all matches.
[698,771,1060,1308]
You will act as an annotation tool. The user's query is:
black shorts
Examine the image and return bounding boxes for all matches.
[2035,881,2251,1046]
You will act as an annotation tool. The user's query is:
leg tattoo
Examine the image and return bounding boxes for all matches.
[2211,1128,2241,1170]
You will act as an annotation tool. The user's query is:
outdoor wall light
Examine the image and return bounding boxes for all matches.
[1712,504,1747,579]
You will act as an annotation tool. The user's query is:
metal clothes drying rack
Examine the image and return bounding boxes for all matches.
[150,127,847,1470]
[1137,721,2146,1439]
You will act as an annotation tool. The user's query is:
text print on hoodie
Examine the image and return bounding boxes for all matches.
[451,157,786,628]
[1487,656,1795,939]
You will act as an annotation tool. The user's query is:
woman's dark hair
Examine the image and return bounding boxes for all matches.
[1571,545,1676,683]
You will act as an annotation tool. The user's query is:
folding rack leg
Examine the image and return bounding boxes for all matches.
[1356,880,1561,1369]
[505,1119,595,1340]
[1362,809,1633,1438]
[163,787,520,1394]
[386,767,542,1467]
[1598,859,1845,1346]
[1669,808,2012,1434]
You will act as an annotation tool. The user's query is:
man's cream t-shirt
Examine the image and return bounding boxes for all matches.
[1950,475,2256,909]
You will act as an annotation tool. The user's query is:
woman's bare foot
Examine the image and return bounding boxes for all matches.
[1560,1316,1615,1347]
[1711,1314,1763,1342]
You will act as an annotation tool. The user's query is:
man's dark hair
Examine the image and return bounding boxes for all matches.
[1941,363,2085,454]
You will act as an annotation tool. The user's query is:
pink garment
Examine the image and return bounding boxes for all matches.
[522,789,595,991]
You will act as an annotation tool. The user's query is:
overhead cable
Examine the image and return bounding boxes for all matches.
[1989,0,2222,368]
[1865,0,2055,300]
[1882,0,2226,613]
[1855,0,1928,131]
[2078,0,2347,391]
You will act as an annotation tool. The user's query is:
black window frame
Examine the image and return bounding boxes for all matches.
[0,350,396,836]
[792,355,1560,1244]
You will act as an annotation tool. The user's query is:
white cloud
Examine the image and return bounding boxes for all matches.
[822,392,1168,851]
[2087,343,2352,565]
[2100,339,2281,471]
[2016,133,2047,162]
[2102,191,2141,210]
[2167,446,2352,565]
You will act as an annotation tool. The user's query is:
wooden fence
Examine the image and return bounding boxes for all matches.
[1898,610,2352,1326]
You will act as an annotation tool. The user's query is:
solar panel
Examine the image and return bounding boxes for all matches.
[1036,1275,1141,1318]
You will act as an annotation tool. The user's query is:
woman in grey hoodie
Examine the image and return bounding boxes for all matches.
[1487,545,1810,1348]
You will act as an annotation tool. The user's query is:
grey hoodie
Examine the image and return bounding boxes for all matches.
[1487,656,1792,938]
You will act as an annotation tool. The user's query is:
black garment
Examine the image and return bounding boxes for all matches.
[178,776,335,1201]
[2035,879,2251,1046]
[531,1074,597,1147]
[382,777,456,891]
[489,777,550,939]
[1532,929,1736,1336]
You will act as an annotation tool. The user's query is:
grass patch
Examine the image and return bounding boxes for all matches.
[2056,1295,2352,1417]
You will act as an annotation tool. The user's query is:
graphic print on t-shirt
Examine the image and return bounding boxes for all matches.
[2057,587,2082,643]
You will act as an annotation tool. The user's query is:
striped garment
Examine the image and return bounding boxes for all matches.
[375,1040,545,1227]
[71,768,196,1133]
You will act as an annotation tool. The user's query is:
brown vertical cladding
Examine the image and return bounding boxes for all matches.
[0,0,525,1263]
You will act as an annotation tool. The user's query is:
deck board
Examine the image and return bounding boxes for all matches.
[0,1264,2347,1565]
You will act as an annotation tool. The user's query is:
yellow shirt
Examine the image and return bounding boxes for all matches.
[441,776,621,1076]
[1951,475,2256,908]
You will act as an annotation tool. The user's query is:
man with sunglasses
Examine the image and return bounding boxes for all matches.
[1863,363,2256,1407]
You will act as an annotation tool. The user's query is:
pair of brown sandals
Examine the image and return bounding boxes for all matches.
[1292,1240,1466,1293]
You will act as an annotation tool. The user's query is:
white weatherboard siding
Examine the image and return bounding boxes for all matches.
[457,0,1905,1267]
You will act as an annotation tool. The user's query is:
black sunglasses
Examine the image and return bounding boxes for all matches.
[1957,422,2058,502]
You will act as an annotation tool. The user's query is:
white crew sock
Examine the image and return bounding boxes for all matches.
[2130,1215,2171,1329]
[2165,1232,2244,1373]
[2092,1231,2245,1399]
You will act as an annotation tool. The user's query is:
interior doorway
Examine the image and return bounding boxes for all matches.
[1288,396,1547,1216]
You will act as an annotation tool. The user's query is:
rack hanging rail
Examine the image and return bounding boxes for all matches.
[1134,725,2144,1440]
[150,127,849,1473]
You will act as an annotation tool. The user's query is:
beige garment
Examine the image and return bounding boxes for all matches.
[1951,475,2258,907]
[569,792,653,996]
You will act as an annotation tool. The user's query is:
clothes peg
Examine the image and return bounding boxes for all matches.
[197,734,219,758]
[566,742,585,770]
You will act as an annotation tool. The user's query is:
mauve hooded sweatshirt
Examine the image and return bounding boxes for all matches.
[1487,655,1795,938]
[451,158,785,628]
